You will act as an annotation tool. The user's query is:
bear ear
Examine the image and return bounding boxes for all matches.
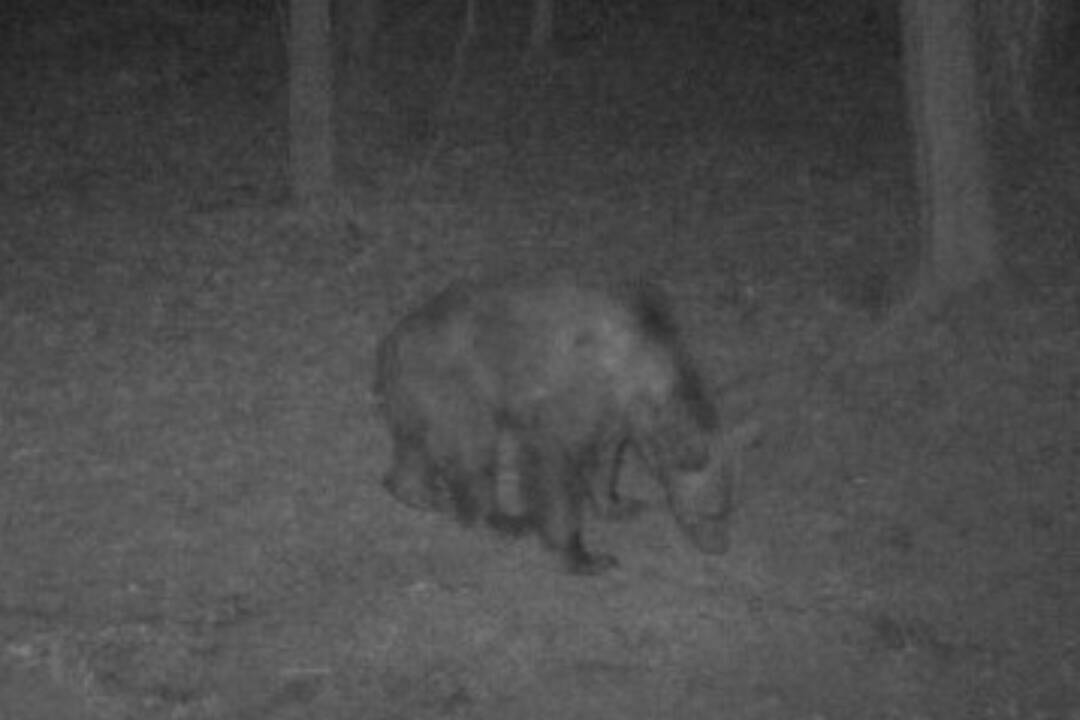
[626,278,681,343]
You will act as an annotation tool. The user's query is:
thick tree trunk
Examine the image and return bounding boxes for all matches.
[339,0,381,83]
[904,0,997,304]
[289,0,335,204]
[982,0,1050,127]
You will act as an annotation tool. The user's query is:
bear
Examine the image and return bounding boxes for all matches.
[374,273,737,575]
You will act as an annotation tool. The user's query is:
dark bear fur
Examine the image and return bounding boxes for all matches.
[374,274,729,575]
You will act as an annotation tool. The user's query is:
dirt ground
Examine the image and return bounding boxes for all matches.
[2,2,1079,718]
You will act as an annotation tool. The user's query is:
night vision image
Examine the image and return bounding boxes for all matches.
[1,0,1077,718]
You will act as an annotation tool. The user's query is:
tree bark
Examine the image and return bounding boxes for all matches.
[904,0,997,304]
[290,0,335,204]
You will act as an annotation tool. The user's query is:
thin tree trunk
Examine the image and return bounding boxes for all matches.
[904,0,996,304]
[465,0,478,38]
[290,0,335,204]
[530,0,554,54]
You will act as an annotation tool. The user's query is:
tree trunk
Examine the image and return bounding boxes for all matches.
[338,0,381,83]
[530,0,554,54]
[904,0,997,304]
[289,0,335,204]
[982,0,1050,127]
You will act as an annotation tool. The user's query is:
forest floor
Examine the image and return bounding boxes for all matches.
[1,3,1078,718]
